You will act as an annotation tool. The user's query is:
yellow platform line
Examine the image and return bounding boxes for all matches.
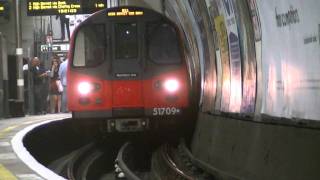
[0,118,63,180]
[0,125,19,139]
[0,164,17,180]
[0,119,45,139]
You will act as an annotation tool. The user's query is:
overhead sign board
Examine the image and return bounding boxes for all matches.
[0,1,8,17]
[41,43,69,52]
[0,5,4,14]
[27,0,106,16]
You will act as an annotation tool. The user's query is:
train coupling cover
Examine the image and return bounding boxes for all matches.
[107,118,149,132]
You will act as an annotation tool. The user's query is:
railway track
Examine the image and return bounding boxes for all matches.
[117,142,199,180]
[116,142,151,180]
[47,136,211,180]
[48,142,117,180]
[20,116,206,179]
[66,143,106,180]
[151,144,194,180]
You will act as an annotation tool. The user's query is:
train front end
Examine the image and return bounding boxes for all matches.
[67,7,190,132]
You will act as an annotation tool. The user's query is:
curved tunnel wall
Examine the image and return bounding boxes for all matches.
[163,0,320,179]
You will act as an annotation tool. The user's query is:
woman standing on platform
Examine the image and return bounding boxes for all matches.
[49,57,62,113]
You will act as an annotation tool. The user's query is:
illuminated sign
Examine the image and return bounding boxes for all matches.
[107,8,144,17]
[41,43,69,52]
[0,1,8,17]
[27,0,106,16]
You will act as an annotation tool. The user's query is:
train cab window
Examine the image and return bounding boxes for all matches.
[115,23,138,59]
[73,25,106,67]
[147,23,181,64]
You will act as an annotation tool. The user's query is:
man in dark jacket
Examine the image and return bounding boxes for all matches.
[30,57,48,114]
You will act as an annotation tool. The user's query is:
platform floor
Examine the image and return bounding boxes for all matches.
[0,114,71,180]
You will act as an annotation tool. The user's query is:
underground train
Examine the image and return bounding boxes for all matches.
[67,6,190,132]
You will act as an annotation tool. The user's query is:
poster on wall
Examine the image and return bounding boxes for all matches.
[233,0,257,114]
[214,16,230,112]
[205,0,224,112]
[247,0,261,41]
[257,0,320,120]
[189,0,217,113]
[218,0,242,113]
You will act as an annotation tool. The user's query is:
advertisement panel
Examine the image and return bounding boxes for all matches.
[247,0,261,41]
[189,1,217,113]
[246,0,262,117]
[234,0,257,114]
[214,16,230,112]
[257,0,320,120]
[218,0,242,113]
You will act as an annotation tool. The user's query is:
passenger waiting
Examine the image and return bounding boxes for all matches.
[49,57,62,113]
[30,57,48,115]
[59,58,68,113]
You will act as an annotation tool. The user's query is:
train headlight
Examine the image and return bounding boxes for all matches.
[164,79,179,93]
[78,82,93,95]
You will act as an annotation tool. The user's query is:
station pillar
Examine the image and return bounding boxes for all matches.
[11,0,24,116]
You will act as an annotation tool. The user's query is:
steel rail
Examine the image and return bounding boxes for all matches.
[117,142,141,180]
[151,144,194,180]
[67,143,95,180]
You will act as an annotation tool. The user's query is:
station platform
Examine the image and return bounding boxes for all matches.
[0,114,71,180]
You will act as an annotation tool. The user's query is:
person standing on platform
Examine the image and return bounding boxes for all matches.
[49,57,62,113]
[30,57,48,115]
[59,58,68,113]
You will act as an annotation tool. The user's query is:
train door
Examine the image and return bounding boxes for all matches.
[111,22,144,108]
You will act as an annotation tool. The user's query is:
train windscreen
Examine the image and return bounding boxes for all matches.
[147,23,181,64]
[73,24,106,67]
[115,23,138,59]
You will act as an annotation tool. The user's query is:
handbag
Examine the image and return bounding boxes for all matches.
[56,80,63,92]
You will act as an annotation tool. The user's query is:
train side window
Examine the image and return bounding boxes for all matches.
[147,23,181,64]
[115,23,138,59]
[73,25,106,67]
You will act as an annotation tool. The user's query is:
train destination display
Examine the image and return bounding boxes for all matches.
[27,0,106,16]
[107,8,144,17]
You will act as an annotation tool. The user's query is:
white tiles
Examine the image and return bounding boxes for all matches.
[17,174,44,180]
[0,142,10,147]
[0,153,17,160]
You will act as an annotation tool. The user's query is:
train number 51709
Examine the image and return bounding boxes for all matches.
[152,107,180,116]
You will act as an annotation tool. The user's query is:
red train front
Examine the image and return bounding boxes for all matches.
[67,7,190,132]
